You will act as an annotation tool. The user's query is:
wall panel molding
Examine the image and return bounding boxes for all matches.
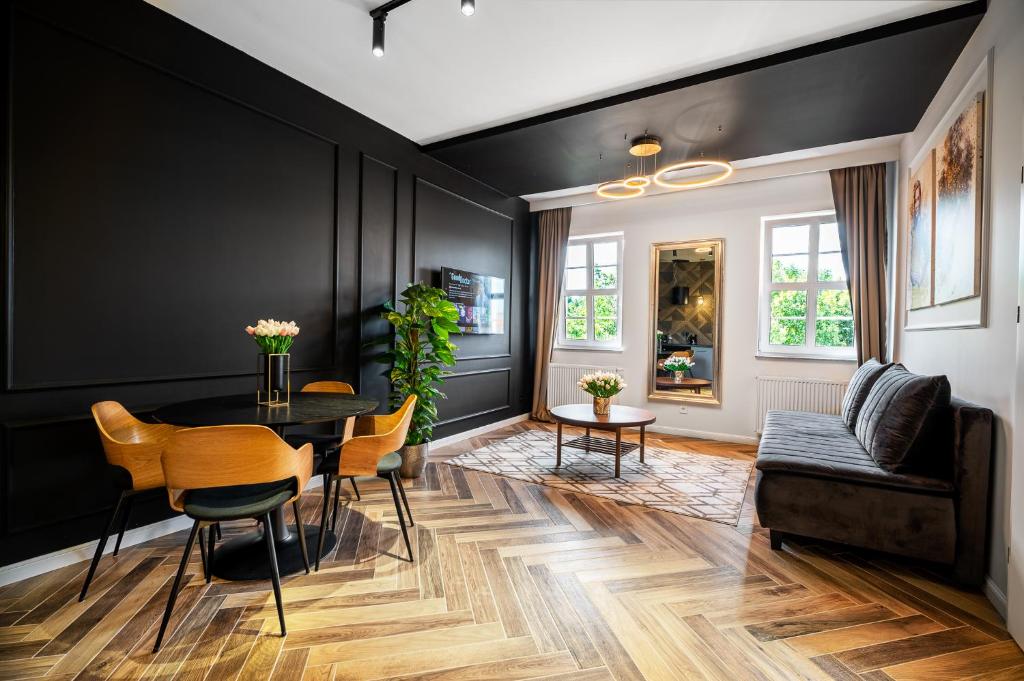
[0,0,530,567]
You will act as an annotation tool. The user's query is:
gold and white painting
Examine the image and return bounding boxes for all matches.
[933,92,984,305]
[907,150,934,310]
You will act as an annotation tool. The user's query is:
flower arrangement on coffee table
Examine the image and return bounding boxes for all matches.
[663,355,694,383]
[577,371,626,415]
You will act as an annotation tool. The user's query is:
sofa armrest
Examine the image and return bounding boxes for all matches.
[950,397,994,585]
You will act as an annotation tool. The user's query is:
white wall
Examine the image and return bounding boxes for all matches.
[892,0,1024,619]
[552,171,856,443]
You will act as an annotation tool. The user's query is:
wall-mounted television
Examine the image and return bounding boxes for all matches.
[441,267,505,335]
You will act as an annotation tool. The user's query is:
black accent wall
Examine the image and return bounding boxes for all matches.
[0,1,533,566]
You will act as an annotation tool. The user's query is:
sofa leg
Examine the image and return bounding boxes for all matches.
[769,530,784,550]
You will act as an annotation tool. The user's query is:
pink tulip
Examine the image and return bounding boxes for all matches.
[245,326,255,335]
[279,328,287,336]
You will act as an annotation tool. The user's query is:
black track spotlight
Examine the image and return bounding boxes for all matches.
[372,15,386,58]
[461,0,475,16]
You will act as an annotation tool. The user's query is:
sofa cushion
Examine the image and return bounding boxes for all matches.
[756,410,953,494]
[855,365,951,472]
[840,358,892,428]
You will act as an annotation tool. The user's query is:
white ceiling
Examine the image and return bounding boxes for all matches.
[146,0,964,145]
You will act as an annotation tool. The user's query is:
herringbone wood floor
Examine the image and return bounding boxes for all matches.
[1,421,1020,680]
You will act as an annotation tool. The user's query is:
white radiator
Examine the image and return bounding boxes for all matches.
[755,376,849,433]
[548,363,625,408]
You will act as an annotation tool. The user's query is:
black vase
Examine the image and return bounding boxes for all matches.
[259,353,288,400]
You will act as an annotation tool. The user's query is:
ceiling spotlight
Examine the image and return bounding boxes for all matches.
[372,15,386,57]
[461,0,475,16]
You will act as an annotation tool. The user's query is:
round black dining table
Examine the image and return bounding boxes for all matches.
[153,392,378,580]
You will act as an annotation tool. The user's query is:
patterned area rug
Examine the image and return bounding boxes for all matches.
[445,430,754,525]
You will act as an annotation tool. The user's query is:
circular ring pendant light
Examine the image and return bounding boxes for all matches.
[596,181,645,200]
[652,160,733,189]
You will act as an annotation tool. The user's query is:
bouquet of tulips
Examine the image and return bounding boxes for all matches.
[245,319,300,354]
[663,355,694,374]
[577,372,626,398]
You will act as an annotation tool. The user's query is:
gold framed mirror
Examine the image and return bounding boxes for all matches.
[648,239,724,405]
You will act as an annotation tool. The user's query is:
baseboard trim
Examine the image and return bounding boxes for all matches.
[0,514,194,588]
[645,424,760,446]
[431,413,530,449]
[985,576,1008,619]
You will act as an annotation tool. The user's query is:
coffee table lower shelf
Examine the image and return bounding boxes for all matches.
[562,435,641,456]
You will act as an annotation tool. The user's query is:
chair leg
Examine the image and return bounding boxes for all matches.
[331,477,342,531]
[315,476,332,572]
[263,512,287,637]
[215,523,222,540]
[293,500,310,575]
[769,529,784,550]
[394,472,413,527]
[153,519,201,653]
[113,494,135,556]
[206,523,216,583]
[198,528,209,582]
[387,473,413,562]
[349,477,361,501]
[80,490,128,602]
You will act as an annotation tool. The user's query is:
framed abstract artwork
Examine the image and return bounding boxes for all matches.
[907,150,934,310]
[933,92,984,305]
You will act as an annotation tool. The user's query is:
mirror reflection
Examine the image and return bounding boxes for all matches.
[650,240,723,404]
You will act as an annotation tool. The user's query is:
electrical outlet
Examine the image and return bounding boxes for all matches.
[679,406,688,414]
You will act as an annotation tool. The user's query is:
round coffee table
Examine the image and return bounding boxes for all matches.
[655,377,712,394]
[549,404,657,478]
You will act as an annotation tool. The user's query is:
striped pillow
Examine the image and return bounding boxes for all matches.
[854,364,951,472]
[840,358,892,428]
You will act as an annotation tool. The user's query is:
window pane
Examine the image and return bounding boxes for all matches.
[565,295,586,317]
[769,290,807,346]
[815,320,854,347]
[565,267,587,290]
[593,241,618,266]
[594,266,617,289]
[770,319,806,346]
[595,318,618,341]
[594,295,616,317]
[565,317,586,340]
[771,290,807,317]
[771,255,808,283]
[816,289,852,317]
[817,253,847,282]
[566,244,586,267]
[771,225,809,255]
[819,222,841,253]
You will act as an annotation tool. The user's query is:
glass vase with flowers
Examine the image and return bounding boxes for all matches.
[577,372,627,415]
[245,319,300,405]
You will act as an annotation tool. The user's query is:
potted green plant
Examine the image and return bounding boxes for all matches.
[375,283,460,478]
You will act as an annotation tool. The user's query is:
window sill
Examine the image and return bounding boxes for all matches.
[756,350,857,362]
[555,345,624,353]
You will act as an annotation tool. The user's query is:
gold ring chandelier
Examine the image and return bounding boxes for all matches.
[596,135,733,200]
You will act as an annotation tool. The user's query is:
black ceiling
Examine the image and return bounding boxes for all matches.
[423,1,985,197]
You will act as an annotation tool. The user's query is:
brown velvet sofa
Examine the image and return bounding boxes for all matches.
[754,397,993,585]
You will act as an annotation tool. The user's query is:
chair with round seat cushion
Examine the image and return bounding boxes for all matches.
[315,395,417,569]
[83,402,192,602]
[153,425,314,653]
[284,381,362,524]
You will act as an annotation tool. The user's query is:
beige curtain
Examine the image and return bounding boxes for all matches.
[530,207,572,421]
[829,164,887,364]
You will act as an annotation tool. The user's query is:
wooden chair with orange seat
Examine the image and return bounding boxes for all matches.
[83,402,204,601]
[284,380,361,530]
[154,426,314,652]
[315,395,417,568]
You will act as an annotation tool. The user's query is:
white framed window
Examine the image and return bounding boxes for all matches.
[557,232,624,350]
[757,211,856,360]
